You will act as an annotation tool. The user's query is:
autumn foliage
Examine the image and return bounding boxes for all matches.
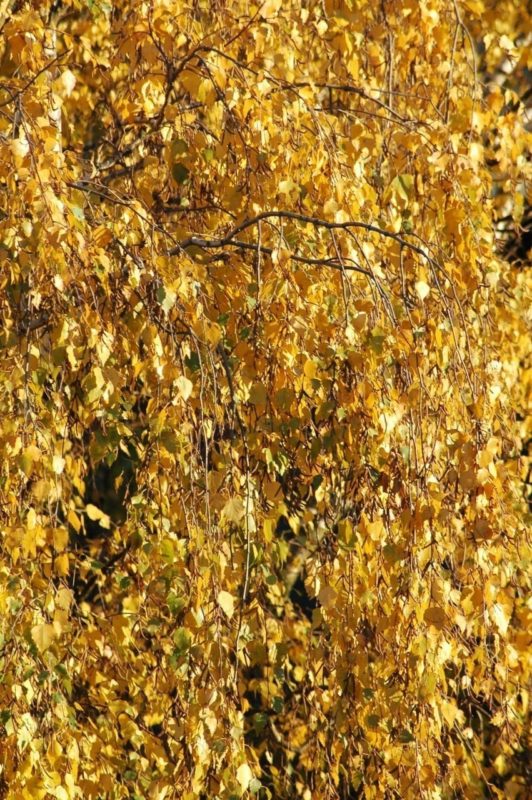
[0,1,530,798]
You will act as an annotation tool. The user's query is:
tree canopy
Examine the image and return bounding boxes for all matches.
[0,1,530,798]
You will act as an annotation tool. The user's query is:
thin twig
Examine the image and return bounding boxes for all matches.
[0,50,71,108]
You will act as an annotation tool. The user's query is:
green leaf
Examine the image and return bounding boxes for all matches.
[272,696,283,713]
[160,428,179,454]
[171,138,188,156]
[369,327,387,354]
[172,627,191,657]
[383,544,403,563]
[172,162,189,184]
[185,352,200,372]
[167,592,185,614]
[71,204,85,221]
[160,538,175,563]
[253,712,269,731]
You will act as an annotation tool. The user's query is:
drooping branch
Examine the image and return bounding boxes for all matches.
[169,210,442,272]
[178,236,372,275]
[42,22,62,156]
[69,176,437,277]
[0,51,69,109]
[195,45,425,125]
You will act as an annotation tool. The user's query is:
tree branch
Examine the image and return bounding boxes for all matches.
[169,210,441,272]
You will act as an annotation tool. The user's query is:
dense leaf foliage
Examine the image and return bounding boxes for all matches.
[0,1,530,798]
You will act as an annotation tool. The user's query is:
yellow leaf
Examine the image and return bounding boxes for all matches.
[222,496,245,524]
[52,455,65,475]
[338,518,356,549]
[31,623,56,653]
[419,671,438,699]
[415,281,430,301]
[176,375,193,401]
[19,445,41,477]
[22,529,37,558]
[498,34,514,51]
[67,508,81,533]
[10,137,30,162]
[303,359,317,379]
[60,69,76,97]
[204,321,222,347]
[217,590,235,619]
[441,699,458,727]
[54,553,69,576]
[366,519,384,541]
[249,382,267,405]
[278,179,298,197]
[271,247,291,266]
[85,504,111,528]
[491,601,511,636]
[53,528,69,552]
[263,518,275,542]
[318,585,337,610]
[55,587,72,611]
[236,763,253,792]
[424,606,446,627]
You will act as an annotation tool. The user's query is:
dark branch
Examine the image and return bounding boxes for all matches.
[168,210,441,272]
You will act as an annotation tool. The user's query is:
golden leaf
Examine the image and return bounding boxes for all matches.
[52,455,65,475]
[221,497,245,524]
[176,376,193,401]
[31,623,56,653]
[217,590,235,619]
[424,607,446,628]
[85,504,111,529]
[236,763,253,792]
[415,281,431,301]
